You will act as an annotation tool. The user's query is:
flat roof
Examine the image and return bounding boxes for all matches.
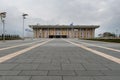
[29,25,100,29]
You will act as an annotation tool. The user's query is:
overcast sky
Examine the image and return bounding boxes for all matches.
[0,0,120,36]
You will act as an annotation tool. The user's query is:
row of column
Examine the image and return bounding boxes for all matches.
[33,28,95,38]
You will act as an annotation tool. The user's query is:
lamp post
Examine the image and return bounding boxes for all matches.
[31,26,34,40]
[70,22,74,38]
[0,12,6,42]
[22,13,28,40]
[116,29,118,38]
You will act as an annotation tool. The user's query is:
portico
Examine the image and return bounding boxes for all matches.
[29,25,99,38]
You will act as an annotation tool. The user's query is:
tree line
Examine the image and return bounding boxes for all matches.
[98,32,120,38]
[0,34,21,40]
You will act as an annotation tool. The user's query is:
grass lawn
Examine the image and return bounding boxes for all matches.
[85,39,120,43]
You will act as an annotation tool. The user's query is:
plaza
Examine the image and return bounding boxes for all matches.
[0,39,120,80]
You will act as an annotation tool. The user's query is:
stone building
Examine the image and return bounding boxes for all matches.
[29,25,99,38]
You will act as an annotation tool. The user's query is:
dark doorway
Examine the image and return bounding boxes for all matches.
[62,35,67,38]
[49,35,67,38]
[56,35,61,38]
[49,35,54,38]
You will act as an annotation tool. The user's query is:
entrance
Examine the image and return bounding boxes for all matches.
[49,35,67,38]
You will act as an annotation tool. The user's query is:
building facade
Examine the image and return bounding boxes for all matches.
[29,25,99,38]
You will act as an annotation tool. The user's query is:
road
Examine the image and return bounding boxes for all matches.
[0,39,120,80]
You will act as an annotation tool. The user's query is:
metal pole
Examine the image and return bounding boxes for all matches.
[47,27,49,38]
[116,29,118,38]
[67,28,68,38]
[22,13,28,40]
[0,12,6,42]
[23,16,24,40]
[32,26,34,40]
[2,20,5,42]
[41,27,42,38]
[60,28,62,38]
[72,26,74,38]
[70,23,74,38]
[53,27,55,38]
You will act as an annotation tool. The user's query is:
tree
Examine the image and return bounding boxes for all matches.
[103,32,116,37]
[98,32,116,38]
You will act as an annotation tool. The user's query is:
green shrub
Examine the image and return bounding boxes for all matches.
[0,34,21,40]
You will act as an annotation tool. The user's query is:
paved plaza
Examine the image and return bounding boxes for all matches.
[0,39,120,80]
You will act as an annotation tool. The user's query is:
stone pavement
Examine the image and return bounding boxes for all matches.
[0,39,120,80]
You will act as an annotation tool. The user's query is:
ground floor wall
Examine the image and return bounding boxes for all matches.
[33,28,95,39]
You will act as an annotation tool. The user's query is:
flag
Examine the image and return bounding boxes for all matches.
[25,28,32,32]
[70,22,73,26]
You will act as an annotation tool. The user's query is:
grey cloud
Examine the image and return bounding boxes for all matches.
[0,0,120,36]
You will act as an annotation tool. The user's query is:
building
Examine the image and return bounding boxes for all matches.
[29,25,99,38]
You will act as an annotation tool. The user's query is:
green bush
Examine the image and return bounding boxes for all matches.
[85,39,120,43]
[0,34,21,40]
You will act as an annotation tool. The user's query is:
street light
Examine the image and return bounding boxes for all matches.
[22,13,28,40]
[70,22,74,38]
[0,12,6,42]
[116,29,118,38]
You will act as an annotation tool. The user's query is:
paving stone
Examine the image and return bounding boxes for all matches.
[63,76,94,80]
[52,59,70,64]
[75,70,104,76]
[32,59,51,63]
[37,64,61,70]
[48,70,76,76]
[31,76,62,80]
[62,64,85,70]
[0,76,31,80]
[19,70,48,76]
[104,64,120,70]
[0,46,29,57]
[0,71,20,76]
[13,64,39,70]
[0,64,18,70]
[94,76,120,80]
[3,58,17,63]
[83,64,109,70]
[1,39,120,79]
[70,59,88,64]
[14,59,33,63]
[101,70,120,76]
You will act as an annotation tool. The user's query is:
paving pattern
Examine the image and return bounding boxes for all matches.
[0,39,120,80]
